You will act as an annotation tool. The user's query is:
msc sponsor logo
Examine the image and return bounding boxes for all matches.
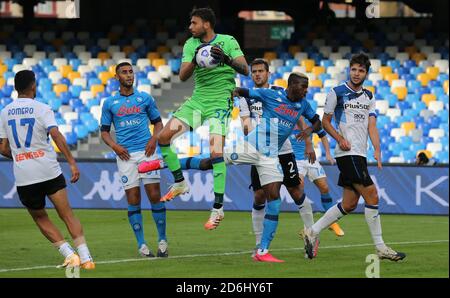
[119,119,142,127]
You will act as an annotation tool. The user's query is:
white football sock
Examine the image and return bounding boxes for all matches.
[364,205,386,250]
[311,203,347,235]
[76,244,93,263]
[298,199,314,228]
[252,205,265,246]
[55,242,75,258]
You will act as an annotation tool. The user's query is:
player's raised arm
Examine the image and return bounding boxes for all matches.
[49,127,79,183]
[180,44,208,81]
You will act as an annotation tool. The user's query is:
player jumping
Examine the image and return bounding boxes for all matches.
[301,53,406,261]
[100,62,168,258]
[154,7,249,230]
[0,70,95,269]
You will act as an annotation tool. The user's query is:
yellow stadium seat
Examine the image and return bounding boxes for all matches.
[417,73,431,86]
[422,93,437,106]
[312,66,325,77]
[147,52,160,61]
[91,84,105,97]
[310,79,323,88]
[426,67,440,80]
[301,59,315,72]
[363,39,375,50]
[0,64,7,76]
[274,79,288,88]
[444,80,449,94]
[59,65,73,78]
[0,77,5,89]
[152,58,166,68]
[385,73,399,85]
[412,52,426,64]
[123,46,135,56]
[379,66,392,78]
[405,46,417,56]
[99,71,113,85]
[263,51,277,62]
[107,32,120,43]
[312,134,321,144]
[53,84,68,96]
[187,146,201,157]
[97,52,111,61]
[288,45,301,57]
[157,45,170,54]
[109,65,117,76]
[365,86,375,94]
[417,150,432,159]
[68,71,81,83]
[401,122,416,135]
[392,86,408,100]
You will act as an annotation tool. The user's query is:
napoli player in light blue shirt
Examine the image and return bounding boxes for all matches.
[100,62,168,258]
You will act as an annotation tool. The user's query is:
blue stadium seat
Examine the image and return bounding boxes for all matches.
[400,150,416,162]
[428,115,442,128]
[435,151,449,163]
[0,97,12,106]
[86,98,100,109]
[64,132,78,146]
[85,119,99,133]
[410,143,426,152]
[48,98,62,111]
[59,91,72,105]
[168,58,181,73]
[388,143,403,155]
[385,94,398,107]
[69,85,82,98]
[399,136,413,149]
[403,60,416,69]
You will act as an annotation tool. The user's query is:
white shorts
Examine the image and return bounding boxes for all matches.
[116,151,160,190]
[296,160,327,182]
[224,141,283,186]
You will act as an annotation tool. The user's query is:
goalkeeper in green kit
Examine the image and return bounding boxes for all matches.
[155,7,249,230]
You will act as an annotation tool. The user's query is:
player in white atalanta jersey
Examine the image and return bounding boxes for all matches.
[0,70,95,269]
[301,53,406,261]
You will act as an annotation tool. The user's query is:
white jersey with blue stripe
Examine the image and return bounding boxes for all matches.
[243,87,317,157]
[101,91,161,153]
[239,85,293,155]
[324,82,376,158]
[0,98,61,186]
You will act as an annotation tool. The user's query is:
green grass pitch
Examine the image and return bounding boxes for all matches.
[0,208,448,278]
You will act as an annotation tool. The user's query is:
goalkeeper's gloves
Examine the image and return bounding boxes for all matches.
[210,46,232,66]
[192,43,209,65]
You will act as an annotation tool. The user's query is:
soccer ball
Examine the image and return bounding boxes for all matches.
[196,45,219,69]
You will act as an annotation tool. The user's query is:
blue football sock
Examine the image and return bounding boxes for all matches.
[151,202,167,242]
[321,193,333,211]
[260,198,281,251]
[128,204,146,248]
[179,157,202,170]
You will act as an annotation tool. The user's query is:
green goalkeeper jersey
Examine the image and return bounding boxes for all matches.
[182,34,244,106]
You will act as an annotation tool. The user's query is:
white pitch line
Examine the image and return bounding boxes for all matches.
[0,239,447,274]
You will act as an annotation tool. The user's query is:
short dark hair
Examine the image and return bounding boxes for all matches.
[14,70,36,93]
[417,152,429,164]
[115,62,132,74]
[250,59,269,72]
[350,53,371,72]
[190,7,216,28]
[288,72,308,86]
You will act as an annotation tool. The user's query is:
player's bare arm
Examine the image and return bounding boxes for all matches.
[49,127,79,183]
[296,115,321,141]
[146,120,163,157]
[297,117,316,164]
[100,129,130,161]
[240,115,253,136]
[322,113,351,151]
[321,135,335,164]
[0,138,13,160]
[179,62,196,82]
[368,115,382,169]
